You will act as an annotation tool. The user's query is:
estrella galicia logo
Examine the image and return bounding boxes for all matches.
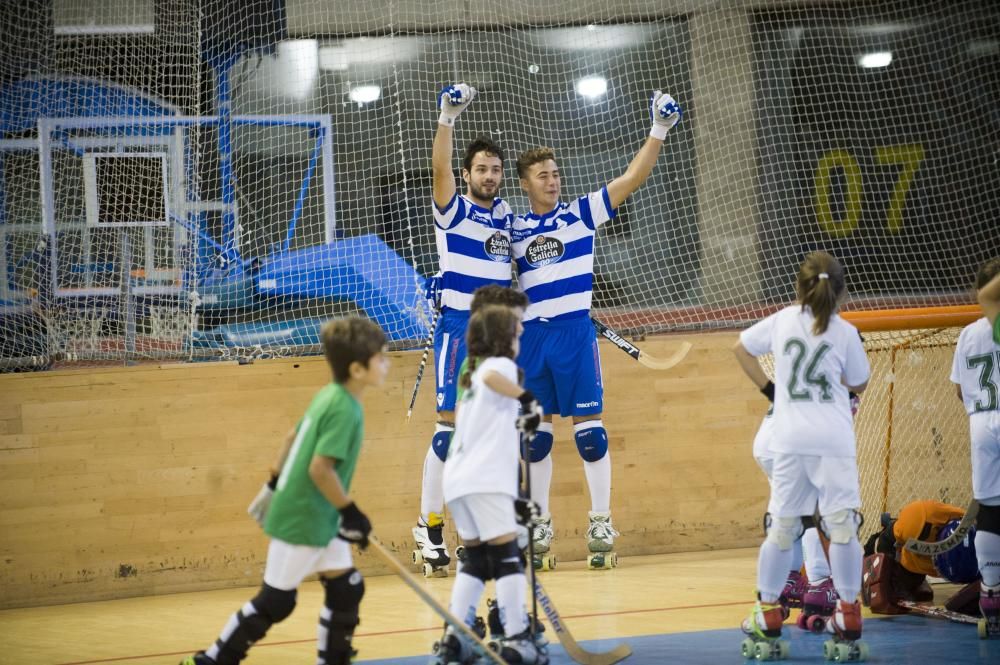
[484,231,510,263]
[525,235,564,268]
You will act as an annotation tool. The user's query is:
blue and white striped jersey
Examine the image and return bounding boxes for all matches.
[434,194,513,311]
[511,188,616,322]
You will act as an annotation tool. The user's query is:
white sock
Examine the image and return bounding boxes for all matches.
[496,573,527,637]
[976,530,1000,587]
[420,445,445,521]
[757,540,793,603]
[789,537,804,574]
[583,454,611,513]
[828,538,863,602]
[529,455,553,516]
[802,527,831,581]
[448,572,486,627]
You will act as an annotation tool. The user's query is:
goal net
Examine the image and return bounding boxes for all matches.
[1,0,997,368]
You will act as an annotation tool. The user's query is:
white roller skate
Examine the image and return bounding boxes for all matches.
[740,599,790,661]
[586,511,619,570]
[428,624,476,665]
[492,629,547,665]
[823,599,869,661]
[979,584,1000,640]
[412,513,451,578]
[530,514,556,571]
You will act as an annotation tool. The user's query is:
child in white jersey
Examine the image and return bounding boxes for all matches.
[953,257,1000,638]
[431,305,544,665]
[733,251,871,660]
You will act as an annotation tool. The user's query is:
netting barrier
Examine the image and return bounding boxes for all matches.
[1,0,997,368]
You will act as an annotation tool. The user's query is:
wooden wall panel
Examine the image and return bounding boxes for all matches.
[0,332,781,608]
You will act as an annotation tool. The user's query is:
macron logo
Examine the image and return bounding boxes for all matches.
[576,401,599,408]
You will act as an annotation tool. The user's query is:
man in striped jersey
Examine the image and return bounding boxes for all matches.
[412,83,515,576]
[512,89,682,567]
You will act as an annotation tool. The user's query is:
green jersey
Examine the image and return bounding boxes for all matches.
[264,383,364,547]
[994,315,1000,345]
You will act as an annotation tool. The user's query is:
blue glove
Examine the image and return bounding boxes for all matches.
[438,83,476,127]
[649,90,682,139]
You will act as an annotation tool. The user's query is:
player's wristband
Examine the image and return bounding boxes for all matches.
[438,113,456,127]
[649,124,668,140]
[266,473,279,491]
[760,381,775,403]
[517,390,537,409]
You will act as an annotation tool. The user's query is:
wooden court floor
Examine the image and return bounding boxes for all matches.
[3,546,993,665]
[2,547,768,664]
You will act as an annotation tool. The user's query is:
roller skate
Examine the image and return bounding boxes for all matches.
[178,653,214,665]
[823,599,869,661]
[487,598,549,651]
[490,629,547,665]
[980,584,1000,640]
[428,624,476,665]
[740,599,790,661]
[586,511,619,570]
[531,514,556,571]
[798,576,837,632]
[412,513,451,578]
[779,570,805,610]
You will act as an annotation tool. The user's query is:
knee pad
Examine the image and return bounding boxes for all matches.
[320,570,364,665]
[488,540,524,579]
[431,424,454,462]
[801,515,816,530]
[822,509,861,545]
[574,420,608,462]
[979,503,1000,535]
[459,543,491,582]
[252,583,297,623]
[765,516,803,551]
[528,423,553,462]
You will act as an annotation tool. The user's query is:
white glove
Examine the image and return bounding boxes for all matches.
[438,83,476,127]
[649,90,682,140]
[247,477,277,527]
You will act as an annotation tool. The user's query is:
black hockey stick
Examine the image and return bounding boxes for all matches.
[520,432,542,648]
[406,305,441,422]
[591,317,691,370]
[903,500,979,556]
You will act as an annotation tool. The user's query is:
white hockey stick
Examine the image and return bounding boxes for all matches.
[406,306,440,422]
[903,499,979,556]
[533,579,632,665]
[369,537,508,664]
[591,317,691,371]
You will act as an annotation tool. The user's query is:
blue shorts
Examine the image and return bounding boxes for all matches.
[434,309,469,413]
[517,317,603,418]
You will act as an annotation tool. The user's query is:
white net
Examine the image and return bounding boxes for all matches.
[1,0,998,368]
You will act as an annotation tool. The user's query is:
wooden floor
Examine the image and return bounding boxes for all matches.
[2,547,767,665]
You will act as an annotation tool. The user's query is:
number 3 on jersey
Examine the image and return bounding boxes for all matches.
[784,339,833,401]
[967,352,1000,413]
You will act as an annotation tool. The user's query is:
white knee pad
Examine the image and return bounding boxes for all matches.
[823,509,861,544]
[765,516,803,550]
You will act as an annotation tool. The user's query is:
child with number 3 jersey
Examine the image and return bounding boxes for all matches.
[952,258,1000,639]
[733,251,871,660]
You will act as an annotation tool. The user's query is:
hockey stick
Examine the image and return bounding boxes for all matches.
[406,306,441,422]
[368,537,508,665]
[520,433,542,648]
[533,579,633,665]
[903,499,979,556]
[591,318,691,371]
[898,600,979,625]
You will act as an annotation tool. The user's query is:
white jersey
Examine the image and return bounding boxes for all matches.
[443,356,520,501]
[753,406,776,460]
[740,305,870,457]
[951,317,1000,416]
[434,194,513,311]
[511,188,616,322]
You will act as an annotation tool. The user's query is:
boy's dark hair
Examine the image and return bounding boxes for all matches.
[974,257,1000,290]
[470,284,529,313]
[796,251,846,335]
[516,146,556,179]
[460,305,520,389]
[321,317,386,383]
[462,136,505,173]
